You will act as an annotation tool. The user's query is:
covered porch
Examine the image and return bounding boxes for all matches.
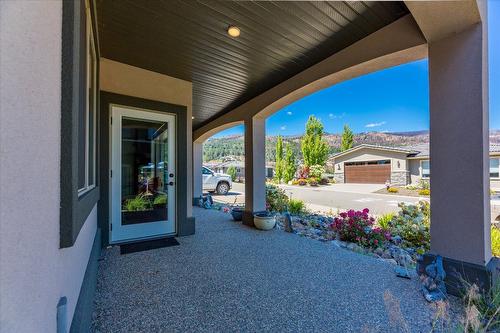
[0,0,495,331]
[92,207,438,332]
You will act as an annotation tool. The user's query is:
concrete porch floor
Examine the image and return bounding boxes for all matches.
[92,207,441,332]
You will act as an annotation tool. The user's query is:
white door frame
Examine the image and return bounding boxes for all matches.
[110,105,176,244]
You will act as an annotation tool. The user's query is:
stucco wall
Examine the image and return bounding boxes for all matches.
[333,148,409,175]
[0,1,97,331]
[409,159,424,184]
[100,58,194,215]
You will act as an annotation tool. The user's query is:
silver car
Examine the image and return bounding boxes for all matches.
[202,166,232,195]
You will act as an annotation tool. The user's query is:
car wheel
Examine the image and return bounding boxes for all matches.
[216,182,230,195]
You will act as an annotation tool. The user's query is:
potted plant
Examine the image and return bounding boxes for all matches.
[231,207,244,221]
[229,196,243,221]
[254,211,276,230]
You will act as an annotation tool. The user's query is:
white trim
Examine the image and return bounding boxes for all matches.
[78,3,97,195]
[110,105,176,244]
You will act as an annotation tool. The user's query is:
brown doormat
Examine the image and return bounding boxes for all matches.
[120,237,179,255]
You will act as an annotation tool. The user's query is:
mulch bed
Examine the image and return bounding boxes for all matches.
[374,187,430,198]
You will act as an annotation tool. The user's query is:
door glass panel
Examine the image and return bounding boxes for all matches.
[121,117,168,225]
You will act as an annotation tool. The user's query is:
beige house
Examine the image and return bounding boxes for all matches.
[331,144,500,189]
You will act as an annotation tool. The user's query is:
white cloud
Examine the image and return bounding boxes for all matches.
[365,121,386,128]
[280,125,287,131]
[328,112,346,120]
[286,111,293,116]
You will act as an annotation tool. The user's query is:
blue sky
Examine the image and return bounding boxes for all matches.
[214,1,499,138]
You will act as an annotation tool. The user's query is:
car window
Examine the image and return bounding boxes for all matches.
[202,167,212,175]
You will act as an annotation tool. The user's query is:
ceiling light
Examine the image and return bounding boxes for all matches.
[192,116,195,120]
[227,26,240,38]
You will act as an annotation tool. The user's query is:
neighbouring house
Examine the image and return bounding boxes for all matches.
[207,161,274,180]
[1,1,496,332]
[330,143,500,189]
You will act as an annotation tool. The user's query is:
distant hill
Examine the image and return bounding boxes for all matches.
[204,130,500,163]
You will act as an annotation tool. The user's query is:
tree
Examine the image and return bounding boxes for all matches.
[341,124,354,151]
[300,115,329,167]
[274,135,284,183]
[227,166,237,182]
[283,144,297,183]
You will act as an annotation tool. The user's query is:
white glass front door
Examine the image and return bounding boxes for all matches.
[111,105,176,243]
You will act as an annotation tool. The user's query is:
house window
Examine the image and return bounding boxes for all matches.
[490,158,500,178]
[78,2,97,196]
[421,160,430,178]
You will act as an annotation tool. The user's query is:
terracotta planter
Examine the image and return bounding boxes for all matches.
[253,212,276,230]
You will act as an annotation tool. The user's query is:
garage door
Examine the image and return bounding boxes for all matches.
[344,160,391,184]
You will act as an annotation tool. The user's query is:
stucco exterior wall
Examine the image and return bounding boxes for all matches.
[409,159,424,184]
[0,2,97,331]
[100,58,194,215]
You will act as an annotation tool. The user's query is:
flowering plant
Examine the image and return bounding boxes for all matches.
[297,166,310,179]
[389,201,430,250]
[331,208,391,248]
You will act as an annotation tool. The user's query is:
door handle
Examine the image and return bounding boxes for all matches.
[169,173,174,177]
[168,181,174,186]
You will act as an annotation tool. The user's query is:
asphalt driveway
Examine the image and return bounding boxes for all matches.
[212,183,424,215]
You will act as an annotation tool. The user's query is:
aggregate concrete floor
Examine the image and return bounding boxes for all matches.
[92,207,446,332]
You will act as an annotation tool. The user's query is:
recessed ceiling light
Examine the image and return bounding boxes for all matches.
[227,25,240,38]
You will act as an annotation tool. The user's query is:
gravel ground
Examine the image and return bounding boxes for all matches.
[92,207,454,333]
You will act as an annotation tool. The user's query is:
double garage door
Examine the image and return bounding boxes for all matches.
[344,160,391,184]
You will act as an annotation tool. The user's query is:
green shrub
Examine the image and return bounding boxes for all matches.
[492,227,500,257]
[291,179,299,185]
[418,189,430,196]
[288,199,306,215]
[377,213,395,231]
[309,164,325,179]
[387,187,399,193]
[227,166,237,182]
[389,201,430,250]
[265,184,289,212]
[124,194,151,211]
[419,179,430,190]
[153,194,167,206]
[307,177,318,186]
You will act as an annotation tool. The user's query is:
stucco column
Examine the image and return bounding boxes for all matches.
[429,22,491,266]
[243,117,266,226]
[193,141,203,203]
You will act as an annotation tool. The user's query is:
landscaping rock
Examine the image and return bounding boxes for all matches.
[374,247,384,257]
[391,235,402,245]
[384,259,398,266]
[331,240,347,248]
[382,250,392,259]
[283,212,293,233]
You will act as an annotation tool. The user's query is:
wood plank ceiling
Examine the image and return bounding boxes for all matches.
[96,1,409,129]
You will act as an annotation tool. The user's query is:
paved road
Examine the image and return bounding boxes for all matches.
[212,182,425,215]
[279,184,424,215]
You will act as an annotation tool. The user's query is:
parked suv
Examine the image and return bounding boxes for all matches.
[202,166,232,195]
